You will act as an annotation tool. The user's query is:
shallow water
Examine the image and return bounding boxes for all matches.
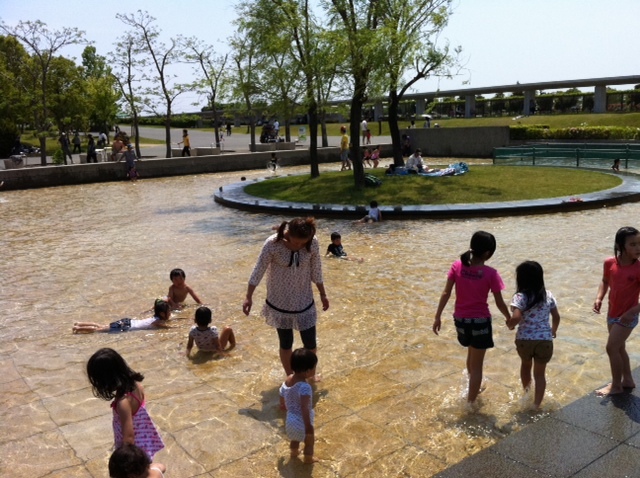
[0,163,637,477]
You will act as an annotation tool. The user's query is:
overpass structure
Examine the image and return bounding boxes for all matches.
[365,75,640,119]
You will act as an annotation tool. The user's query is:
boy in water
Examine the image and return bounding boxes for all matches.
[325,232,364,262]
[167,268,202,308]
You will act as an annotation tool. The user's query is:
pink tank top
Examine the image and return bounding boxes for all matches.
[111,392,165,459]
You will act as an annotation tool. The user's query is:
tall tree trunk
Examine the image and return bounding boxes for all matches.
[308,97,319,178]
[164,109,172,158]
[388,91,405,166]
[350,87,365,189]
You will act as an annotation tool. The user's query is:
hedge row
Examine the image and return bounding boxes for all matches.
[510,125,640,141]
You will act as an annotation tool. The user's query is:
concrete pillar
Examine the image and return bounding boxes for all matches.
[374,101,384,121]
[594,85,607,113]
[523,90,535,116]
[464,95,476,118]
[415,98,426,116]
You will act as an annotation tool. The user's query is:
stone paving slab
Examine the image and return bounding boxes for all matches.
[436,367,640,478]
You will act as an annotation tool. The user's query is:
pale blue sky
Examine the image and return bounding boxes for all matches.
[1,0,638,112]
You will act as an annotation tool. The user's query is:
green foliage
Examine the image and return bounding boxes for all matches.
[136,114,201,128]
[52,149,64,165]
[245,166,620,206]
[510,125,640,141]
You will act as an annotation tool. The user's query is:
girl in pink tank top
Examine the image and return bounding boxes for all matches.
[87,348,165,459]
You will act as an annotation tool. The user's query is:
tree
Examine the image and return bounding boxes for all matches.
[117,11,187,158]
[327,0,384,188]
[229,31,263,150]
[47,56,88,132]
[0,35,31,156]
[82,46,120,136]
[0,20,88,165]
[378,0,459,165]
[183,37,228,147]
[235,0,329,177]
[112,33,147,157]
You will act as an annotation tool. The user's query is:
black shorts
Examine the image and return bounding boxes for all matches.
[109,318,132,331]
[454,318,494,349]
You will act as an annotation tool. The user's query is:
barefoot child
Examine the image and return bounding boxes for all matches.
[357,200,381,223]
[167,268,202,308]
[73,299,171,333]
[185,306,236,357]
[507,261,561,409]
[433,231,511,403]
[593,226,640,396]
[279,348,318,463]
[108,444,166,478]
[87,348,164,459]
[325,232,364,262]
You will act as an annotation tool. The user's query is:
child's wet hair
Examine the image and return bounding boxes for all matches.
[195,306,212,327]
[86,348,144,401]
[290,348,318,374]
[614,226,640,258]
[170,268,186,280]
[515,260,547,310]
[108,444,150,478]
[460,231,497,267]
[276,217,316,251]
[330,232,341,241]
[154,298,170,318]
[370,200,378,208]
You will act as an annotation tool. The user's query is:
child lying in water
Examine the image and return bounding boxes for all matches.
[72,299,172,333]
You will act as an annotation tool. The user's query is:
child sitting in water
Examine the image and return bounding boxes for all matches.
[167,268,202,309]
[73,299,172,333]
[357,200,382,223]
[185,306,236,357]
[325,232,364,262]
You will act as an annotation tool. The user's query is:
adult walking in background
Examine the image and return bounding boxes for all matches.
[86,134,98,163]
[72,131,82,154]
[58,132,73,164]
[179,129,191,157]
[361,118,368,144]
[243,217,329,376]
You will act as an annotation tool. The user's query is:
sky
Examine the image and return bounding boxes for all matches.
[1,0,638,113]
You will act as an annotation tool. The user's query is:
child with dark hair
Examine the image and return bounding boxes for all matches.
[72,299,172,333]
[168,268,202,309]
[325,232,364,262]
[433,231,511,404]
[279,348,319,463]
[594,226,640,396]
[185,306,236,357]
[507,261,561,409]
[358,200,381,223]
[108,444,166,478]
[86,348,164,459]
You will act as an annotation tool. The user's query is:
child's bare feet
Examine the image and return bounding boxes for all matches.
[303,455,318,464]
[596,383,624,396]
[622,380,636,390]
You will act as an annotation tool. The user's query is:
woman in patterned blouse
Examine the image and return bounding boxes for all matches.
[243,217,329,375]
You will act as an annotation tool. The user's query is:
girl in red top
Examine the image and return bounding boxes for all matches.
[593,226,640,396]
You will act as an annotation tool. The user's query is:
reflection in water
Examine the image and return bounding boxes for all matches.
[1,164,637,476]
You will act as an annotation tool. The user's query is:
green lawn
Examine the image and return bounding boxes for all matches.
[244,166,621,206]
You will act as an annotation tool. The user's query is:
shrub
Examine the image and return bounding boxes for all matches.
[52,149,65,165]
[510,125,640,141]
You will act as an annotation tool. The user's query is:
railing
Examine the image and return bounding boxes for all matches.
[493,143,640,169]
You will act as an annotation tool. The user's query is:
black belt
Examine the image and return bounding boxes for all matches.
[266,299,314,314]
